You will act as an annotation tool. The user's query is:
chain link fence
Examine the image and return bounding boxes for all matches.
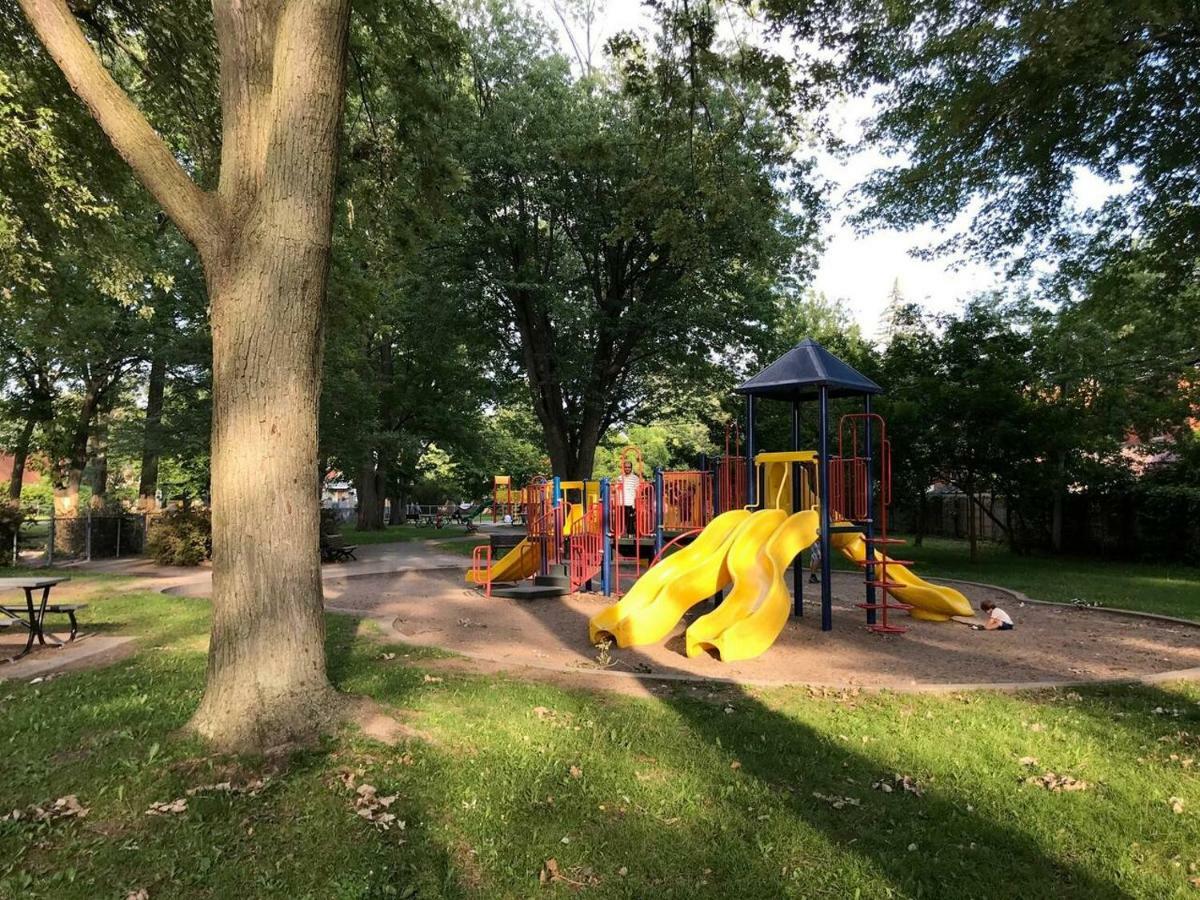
[10,512,156,566]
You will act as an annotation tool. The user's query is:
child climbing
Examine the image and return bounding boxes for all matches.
[808,540,821,584]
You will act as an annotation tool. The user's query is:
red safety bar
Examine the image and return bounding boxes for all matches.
[471,544,493,597]
[649,527,702,567]
[715,422,747,513]
[568,501,603,592]
[662,470,711,531]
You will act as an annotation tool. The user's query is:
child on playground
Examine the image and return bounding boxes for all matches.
[808,540,821,583]
[976,600,1014,631]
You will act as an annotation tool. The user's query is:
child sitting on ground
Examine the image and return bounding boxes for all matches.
[975,600,1014,631]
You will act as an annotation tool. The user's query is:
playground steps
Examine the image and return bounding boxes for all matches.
[490,565,572,601]
[491,582,569,601]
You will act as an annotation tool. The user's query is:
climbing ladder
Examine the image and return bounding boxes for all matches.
[832,413,912,634]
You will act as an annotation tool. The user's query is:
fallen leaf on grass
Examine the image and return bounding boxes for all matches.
[1025,772,1089,792]
[569,765,582,779]
[1189,876,1200,890]
[145,798,188,816]
[185,778,268,798]
[1170,796,1186,815]
[872,774,923,796]
[533,706,553,720]
[126,890,149,900]
[2,794,90,823]
[353,783,402,831]
[730,760,742,771]
[423,674,443,684]
[1018,756,1039,767]
[812,791,860,809]
[379,652,397,661]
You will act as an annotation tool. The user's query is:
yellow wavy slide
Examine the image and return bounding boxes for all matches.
[830,530,972,621]
[685,508,820,661]
[467,503,585,585]
[588,509,751,647]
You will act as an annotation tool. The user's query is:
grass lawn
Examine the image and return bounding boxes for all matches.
[845,534,1200,622]
[1,576,1198,898]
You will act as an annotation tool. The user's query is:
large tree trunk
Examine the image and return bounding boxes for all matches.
[138,352,166,510]
[7,417,35,501]
[54,382,101,516]
[356,458,386,530]
[21,0,352,751]
[88,412,109,509]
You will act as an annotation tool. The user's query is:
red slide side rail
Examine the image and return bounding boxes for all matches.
[471,544,493,598]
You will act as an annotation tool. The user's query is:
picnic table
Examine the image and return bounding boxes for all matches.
[0,577,78,663]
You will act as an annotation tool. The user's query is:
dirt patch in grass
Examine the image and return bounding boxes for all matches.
[322,568,1200,690]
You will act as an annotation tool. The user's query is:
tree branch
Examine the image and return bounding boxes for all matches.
[17,0,220,253]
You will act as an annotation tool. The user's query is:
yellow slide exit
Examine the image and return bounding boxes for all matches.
[587,509,750,647]
[685,508,820,661]
[831,530,972,620]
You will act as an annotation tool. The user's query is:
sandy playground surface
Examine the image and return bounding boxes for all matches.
[319,567,1200,689]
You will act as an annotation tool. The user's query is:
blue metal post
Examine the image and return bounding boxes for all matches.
[654,468,665,559]
[745,394,757,508]
[863,395,877,625]
[791,398,803,617]
[600,478,612,596]
[818,384,833,631]
[547,476,562,577]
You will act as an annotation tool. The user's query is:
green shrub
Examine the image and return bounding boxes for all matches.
[0,501,21,566]
[145,508,212,566]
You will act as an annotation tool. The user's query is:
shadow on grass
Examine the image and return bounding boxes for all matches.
[514,596,1137,898]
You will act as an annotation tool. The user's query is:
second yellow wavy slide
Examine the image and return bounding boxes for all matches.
[686,508,820,661]
[587,508,750,647]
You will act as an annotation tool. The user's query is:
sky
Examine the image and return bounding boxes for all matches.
[525,0,1111,341]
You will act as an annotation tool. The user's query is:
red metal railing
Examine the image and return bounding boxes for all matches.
[612,477,654,597]
[568,501,603,592]
[649,527,702,567]
[471,544,493,597]
[662,470,711,531]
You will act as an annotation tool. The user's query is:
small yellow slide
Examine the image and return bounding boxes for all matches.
[685,508,820,661]
[467,504,585,585]
[831,530,972,620]
[588,509,750,647]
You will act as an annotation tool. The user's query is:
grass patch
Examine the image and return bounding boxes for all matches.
[2,575,1199,898]
[854,534,1200,621]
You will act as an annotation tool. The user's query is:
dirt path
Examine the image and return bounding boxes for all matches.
[324,568,1200,690]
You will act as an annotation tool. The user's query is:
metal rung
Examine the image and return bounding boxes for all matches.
[864,580,910,590]
[867,537,907,545]
[867,624,908,634]
[856,601,914,611]
[854,558,914,567]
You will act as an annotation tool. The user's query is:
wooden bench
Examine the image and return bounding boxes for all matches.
[320,533,357,563]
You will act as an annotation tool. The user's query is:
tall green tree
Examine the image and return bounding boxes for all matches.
[447,0,818,478]
[16,0,354,751]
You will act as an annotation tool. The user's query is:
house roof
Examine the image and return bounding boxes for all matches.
[735,338,882,401]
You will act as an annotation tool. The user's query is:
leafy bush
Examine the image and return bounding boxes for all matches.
[0,501,21,566]
[145,508,212,566]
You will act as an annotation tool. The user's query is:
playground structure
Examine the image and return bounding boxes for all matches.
[469,339,972,659]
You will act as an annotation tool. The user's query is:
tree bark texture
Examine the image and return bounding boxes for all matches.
[138,352,166,510]
[88,411,109,509]
[19,0,352,751]
[7,418,35,501]
[356,457,386,531]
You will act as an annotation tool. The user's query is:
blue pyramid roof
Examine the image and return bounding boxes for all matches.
[735,338,882,401]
